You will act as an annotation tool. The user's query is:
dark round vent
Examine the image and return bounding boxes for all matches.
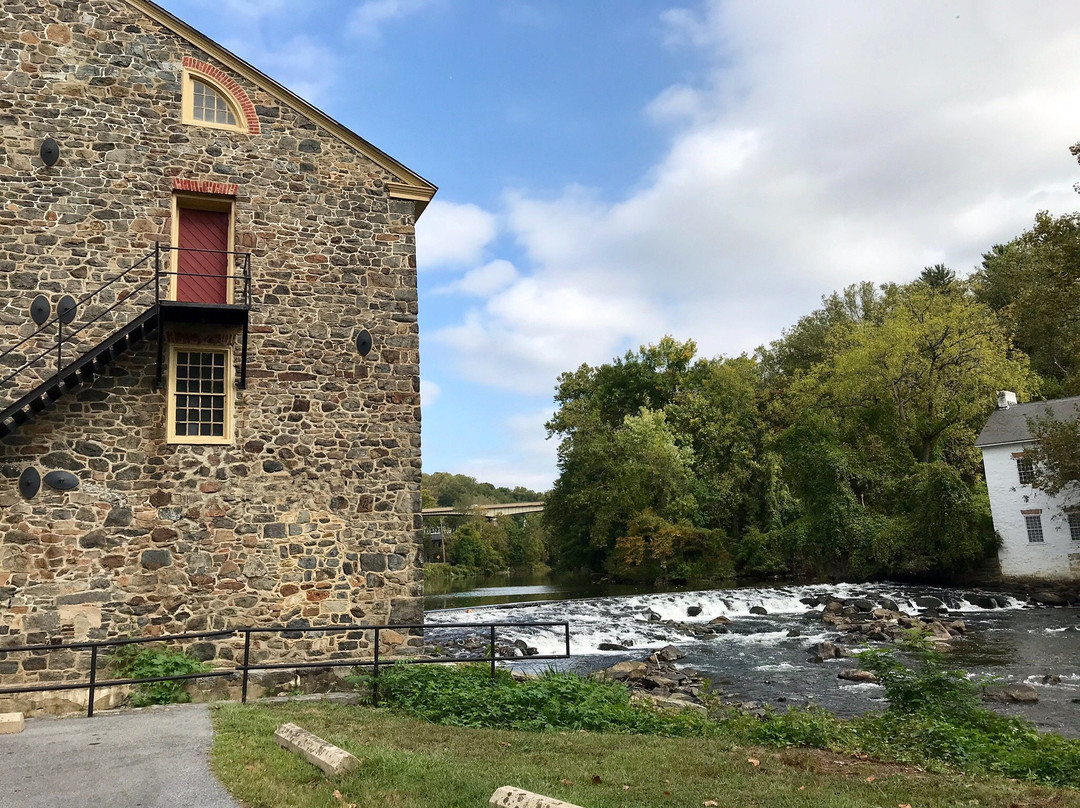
[31,294,51,325]
[40,137,60,167]
[57,294,77,325]
[19,467,41,499]
[44,470,79,491]
[356,329,373,357]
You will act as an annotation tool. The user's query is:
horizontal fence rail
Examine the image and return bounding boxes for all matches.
[0,621,572,718]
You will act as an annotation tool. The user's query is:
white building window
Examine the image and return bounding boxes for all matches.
[1068,511,1080,541]
[1024,514,1044,543]
[1016,455,1035,485]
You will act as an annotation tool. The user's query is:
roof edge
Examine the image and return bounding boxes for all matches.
[975,438,1032,449]
[124,0,438,206]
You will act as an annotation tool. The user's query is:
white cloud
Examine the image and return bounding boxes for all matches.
[436,0,1080,398]
[347,0,435,39]
[420,378,441,407]
[433,278,664,395]
[416,200,499,269]
[223,34,339,105]
[435,260,519,297]
[458,408,558,491]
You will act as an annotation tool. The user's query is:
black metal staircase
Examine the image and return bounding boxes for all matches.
[0,245,252,440]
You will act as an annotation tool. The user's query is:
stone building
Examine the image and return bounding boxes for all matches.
[976,392,1080,580]
[0,0,435,690]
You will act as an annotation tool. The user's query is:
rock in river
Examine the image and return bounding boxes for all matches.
[983,684,1039,703]
[838,668,879,683]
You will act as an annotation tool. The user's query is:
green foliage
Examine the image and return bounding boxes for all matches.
[108,644,209,707]
[540,203,1080,583]
[737,706,854,750]
[376,663,713,736]
[444,520,501,572]
[613,509,732,582]
[422,472,544,510]
[857,632,984,720]
[1024,406,1080,504]
[848,633,1080,788]
[975,211,1080,393]
[371,660,1080,790]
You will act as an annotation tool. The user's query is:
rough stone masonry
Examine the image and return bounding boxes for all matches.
[0,0,432,702]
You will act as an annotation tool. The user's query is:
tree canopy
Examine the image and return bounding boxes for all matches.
[544,274,1035,582]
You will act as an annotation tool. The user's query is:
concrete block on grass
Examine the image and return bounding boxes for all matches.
[274,722,358,776]
[0,713,25,734]
[489,786,584,808]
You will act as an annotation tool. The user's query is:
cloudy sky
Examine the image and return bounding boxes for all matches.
[161,0,1080,491]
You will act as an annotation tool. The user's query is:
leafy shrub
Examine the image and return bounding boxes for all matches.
[373,656,1080,790]
[741,706,854,750]
[852,633,1080,788]
[376,663,714,736]
[108,644,210,707]
[856,632,984,720]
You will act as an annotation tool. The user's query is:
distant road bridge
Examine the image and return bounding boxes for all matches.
[421,501,544,520]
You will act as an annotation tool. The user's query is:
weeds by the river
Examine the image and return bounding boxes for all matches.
[369,638,1080,790]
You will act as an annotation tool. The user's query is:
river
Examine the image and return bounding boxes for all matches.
[424,572,1080,736]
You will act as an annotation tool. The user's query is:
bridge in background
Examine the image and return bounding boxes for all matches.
[421,501,544,520]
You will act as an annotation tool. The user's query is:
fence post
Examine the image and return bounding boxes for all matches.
[240,630,251,704]
[372,628,380,707]
[489,625,497,681]
[87,645,98,718]
[564,622,570,658]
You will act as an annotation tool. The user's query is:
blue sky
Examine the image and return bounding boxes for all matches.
[161,0,1080,491]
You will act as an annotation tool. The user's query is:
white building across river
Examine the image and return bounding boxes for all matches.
[976,391,1080,581]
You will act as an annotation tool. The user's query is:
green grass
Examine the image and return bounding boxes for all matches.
[372,663,1080,789]
[211,702,1080,808]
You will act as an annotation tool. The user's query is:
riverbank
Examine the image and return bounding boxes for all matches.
[211,701,1080,808]
[425,578,1080,735]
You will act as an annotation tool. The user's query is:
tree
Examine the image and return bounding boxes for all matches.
[1025,406,1080,505]
[975,212,1080,395]
[797,280,1035,466]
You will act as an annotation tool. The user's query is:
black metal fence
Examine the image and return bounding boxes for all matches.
[0,621,571,718]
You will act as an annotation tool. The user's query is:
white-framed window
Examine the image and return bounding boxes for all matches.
[192,79,237,126]
[181,70,247,133]
[1068,511,1080,541]
[167,346,233,444]
[1016,455,1035,485]
[1024,513,1044,543]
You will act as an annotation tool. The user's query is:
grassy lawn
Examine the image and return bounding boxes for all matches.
[211,702,1080,808]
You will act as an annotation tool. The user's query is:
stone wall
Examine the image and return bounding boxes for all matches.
[0,0,425,697]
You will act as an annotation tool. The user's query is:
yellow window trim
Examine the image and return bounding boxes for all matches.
[181,68,248,133]
[166,344,235,445]
[169,192,236,304]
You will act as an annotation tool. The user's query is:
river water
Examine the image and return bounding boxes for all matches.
[424,574,1080,736]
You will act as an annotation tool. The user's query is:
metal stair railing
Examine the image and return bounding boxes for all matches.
[0,244,254,417]
[0,248,160,406]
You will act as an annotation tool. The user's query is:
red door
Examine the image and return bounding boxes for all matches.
[176,207,230,304]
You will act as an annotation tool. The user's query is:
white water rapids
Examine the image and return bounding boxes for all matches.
[424,581,1077,735]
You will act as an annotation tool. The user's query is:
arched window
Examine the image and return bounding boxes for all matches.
[191,79,237,127]
[181,67,250,133]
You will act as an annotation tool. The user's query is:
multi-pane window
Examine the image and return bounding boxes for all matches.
[191,79,237,127]
[1016,455,1035,485]
[1024,513,1044,543]
[170,348,230,442]
[1068,511,1080,541]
